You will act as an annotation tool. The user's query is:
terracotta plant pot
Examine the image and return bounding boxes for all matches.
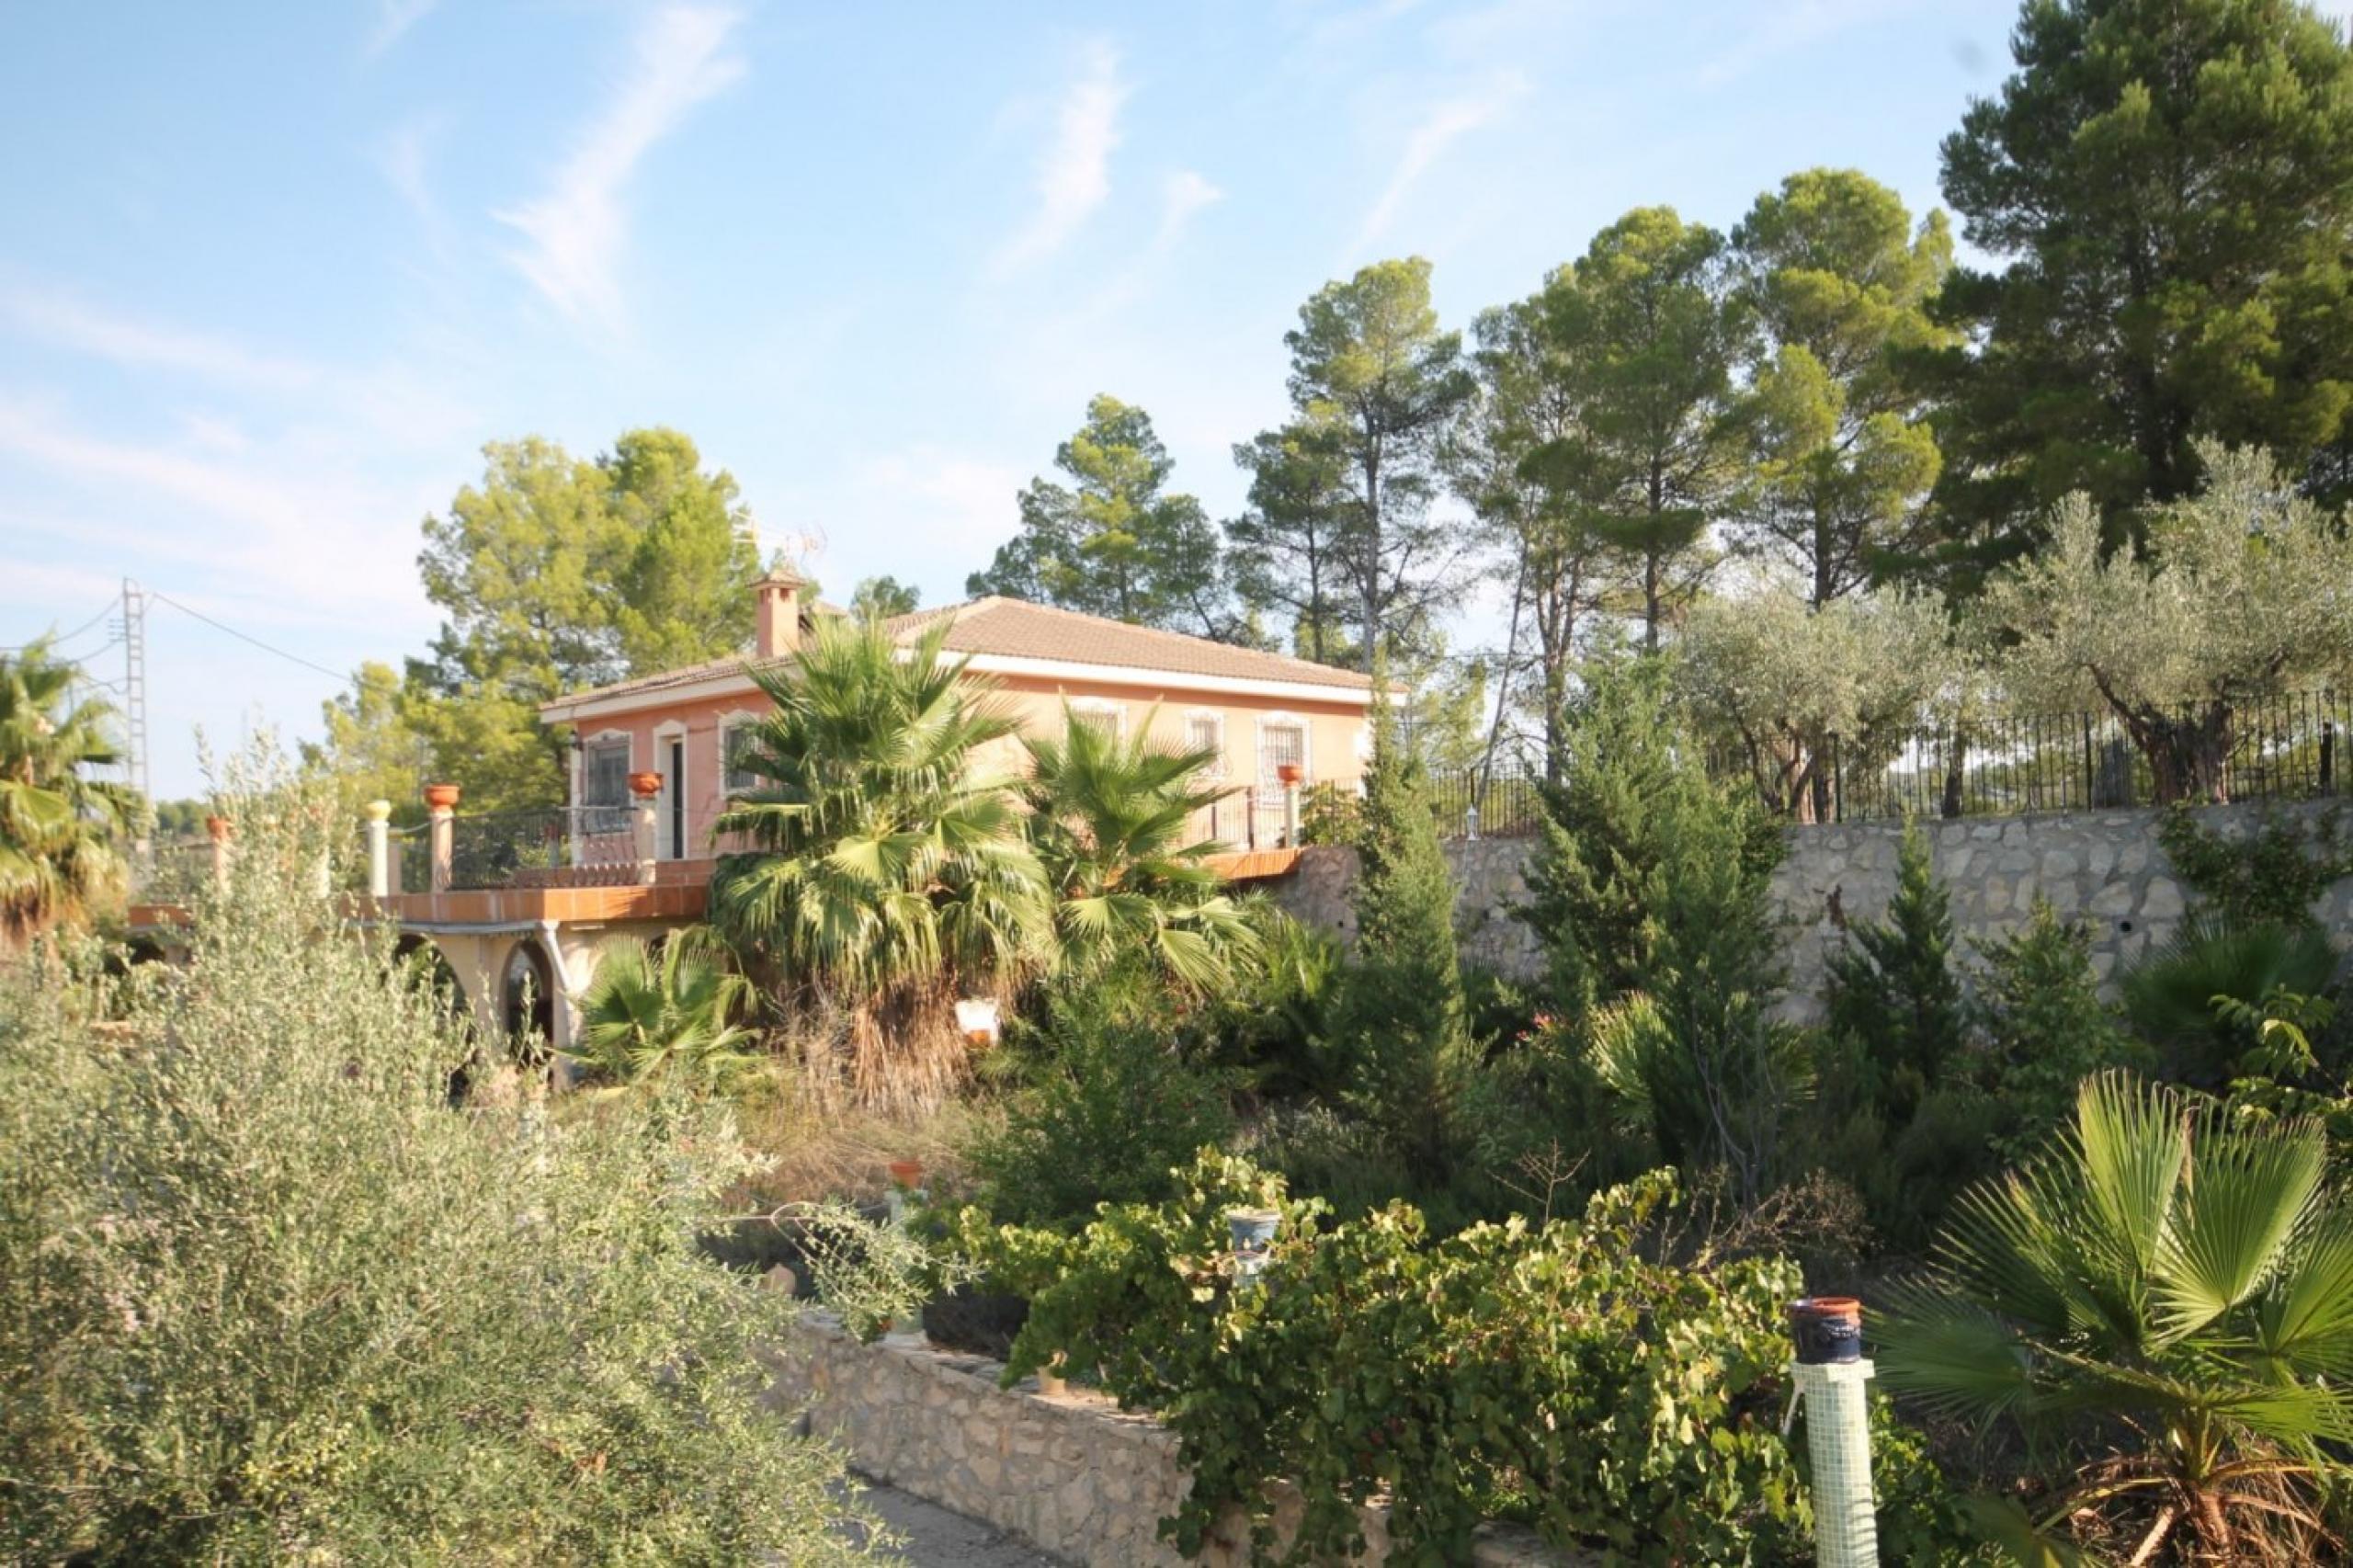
[1276,761,1305,786]
[627,770,664,799]
[203,814,232,842]
[887,1159,925,1190]
[1788,1296,1864,1365]
[422,783,460,812]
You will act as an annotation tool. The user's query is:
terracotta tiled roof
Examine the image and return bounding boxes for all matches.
[881,597,1372,690]
[540,597,1371,715]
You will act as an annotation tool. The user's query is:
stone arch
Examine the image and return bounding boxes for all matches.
[501,934,557,1059]
[393,933,470,1023]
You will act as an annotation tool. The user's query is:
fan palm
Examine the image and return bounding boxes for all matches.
[1881,1072,2353,1563]
[2121,915,2342,1084]
[710,617,1052,1107]
[1019,704,1260,991]
[564,930,757,1091]
[1,636,134,943]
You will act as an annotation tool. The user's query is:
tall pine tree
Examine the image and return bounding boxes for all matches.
[1915,0,2353,586]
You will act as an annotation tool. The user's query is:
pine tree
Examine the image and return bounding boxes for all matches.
[1326,702,1475,1187]
[1824,819,1970,1119]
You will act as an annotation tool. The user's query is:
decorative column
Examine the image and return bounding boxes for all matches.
[205,812,233,888]
[630,769,663,886]
[365,800,392,898]
[425,782,460,893]
[1278,761,1304,848]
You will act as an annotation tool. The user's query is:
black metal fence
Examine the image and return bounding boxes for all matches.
[1716,688,2347,824]
[447,805,636,890]
[1375,689,2347,843]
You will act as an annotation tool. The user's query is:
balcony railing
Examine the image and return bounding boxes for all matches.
[446,805,639,891]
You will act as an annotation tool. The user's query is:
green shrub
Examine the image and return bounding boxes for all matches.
[0,759,878,1564]
[2157,802,2352,929]
[959,1153,1973,1564]
[962,965,1239,1229]
[1824,820,1969,1120]
[1521,654,1784,1008]
[1523,656,1801,1206]
[1807,823,1988,1249]
[1973,901,2143,1158]
[1188,903,1346,1100]
[1322,715,1480,1195]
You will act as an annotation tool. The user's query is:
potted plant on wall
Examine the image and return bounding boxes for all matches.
[1276,761,1304,787]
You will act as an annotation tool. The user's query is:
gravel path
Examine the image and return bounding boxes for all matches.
[845,1479,1064,1567]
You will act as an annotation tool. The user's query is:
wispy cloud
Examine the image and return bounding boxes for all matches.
[0,396,433,620]
[992,38,1128,276]
[366,0,440,57]
[1156,169,1224,245]
[0,284,320,392]
[844,447,1025,576]
[1353,72,1529,252]
[495,5,745,327]
[375,112,449,238]
[1695,0,1910,88]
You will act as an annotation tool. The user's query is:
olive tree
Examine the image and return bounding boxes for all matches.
[1974,443,2353,802]
[1677,581,1957,821]
[0,750,881,1563]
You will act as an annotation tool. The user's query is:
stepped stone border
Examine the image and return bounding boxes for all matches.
[761,1312,1581,1566]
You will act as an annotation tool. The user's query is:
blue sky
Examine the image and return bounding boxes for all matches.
[0,0,2136,798]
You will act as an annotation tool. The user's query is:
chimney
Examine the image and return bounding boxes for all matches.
[754,569,802,658]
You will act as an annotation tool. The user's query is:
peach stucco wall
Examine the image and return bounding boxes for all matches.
[568,670,1372,859]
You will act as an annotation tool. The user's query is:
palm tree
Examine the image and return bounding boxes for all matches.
[1,637,134,943]
[2121,915,2341,1085]
[564,929,756,1091]
[710,617,1052,1108]
[1019,704,1260,992]
[1881,1073,2353,1563]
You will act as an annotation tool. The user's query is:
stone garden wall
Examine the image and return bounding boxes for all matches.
[763,1311,1575,1567]
[1271,801,2353,1016]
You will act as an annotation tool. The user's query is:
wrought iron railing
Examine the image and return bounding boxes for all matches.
[1711,687,2347,824]
[446,805,637,891]
[132,838,215,903]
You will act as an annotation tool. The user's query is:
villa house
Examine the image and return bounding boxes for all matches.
[537,571,1379,861]
[290,571,1376,1058]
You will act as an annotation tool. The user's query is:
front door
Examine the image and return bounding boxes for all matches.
[665,737,686,859]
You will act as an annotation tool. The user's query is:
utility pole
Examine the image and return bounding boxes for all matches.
[119,577,151,829]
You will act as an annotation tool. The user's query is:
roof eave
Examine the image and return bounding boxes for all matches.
[539,649,1375,724]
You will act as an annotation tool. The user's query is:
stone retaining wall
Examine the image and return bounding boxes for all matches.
[1269,801,2353,1014]
[762,1312,1576,1567]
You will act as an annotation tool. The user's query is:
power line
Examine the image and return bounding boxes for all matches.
[0,597,119,653]
[149,591,354,685]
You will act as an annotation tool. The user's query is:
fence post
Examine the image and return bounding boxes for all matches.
[631,774,662,885]
[1789,1296,1879,1568]
[2325,721,2337,797]
[425,784,459,893]
[365,800,391,898]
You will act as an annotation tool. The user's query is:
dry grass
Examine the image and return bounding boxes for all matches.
[723,1060,993,1210]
